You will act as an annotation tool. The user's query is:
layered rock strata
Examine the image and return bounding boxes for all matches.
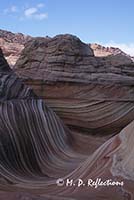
[15,34,134,135]
[0,29,31,66]
[0,48,134,199]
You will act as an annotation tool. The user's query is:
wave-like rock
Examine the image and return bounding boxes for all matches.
[15,34,134,135]
[0,48,134,199]
[0,48,82,198]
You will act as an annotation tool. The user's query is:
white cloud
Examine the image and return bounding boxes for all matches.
[23,4,47,20]
[102,41,134,56]
[24,7,38,17]
[3,3,48,21]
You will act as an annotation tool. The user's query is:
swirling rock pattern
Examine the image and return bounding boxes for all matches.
[1,48,134,199]
[0,48,83,198]
[15,34,134,135]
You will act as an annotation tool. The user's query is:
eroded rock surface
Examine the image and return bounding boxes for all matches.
[0,47,134,199]
[15,34,134,135]
[0,29,31,67]
[90,43,130,56]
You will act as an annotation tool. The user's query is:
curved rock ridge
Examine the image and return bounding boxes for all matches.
[0,48,88,199]
[40,120,134,199]
[0,47,134,199]
[15,34,134,135]
[0,48,81,198]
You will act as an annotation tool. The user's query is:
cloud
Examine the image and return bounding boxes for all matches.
[4,5,18,14]
[3,3,48,21]
[24,7,38,17]
[102,41,134,56]
[23,4,47,20]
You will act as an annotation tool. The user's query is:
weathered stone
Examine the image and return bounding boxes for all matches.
[1,33,134,199]
[0,29,31,67]
[15,34,134,135]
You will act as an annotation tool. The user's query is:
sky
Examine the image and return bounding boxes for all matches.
[1,0,134,55]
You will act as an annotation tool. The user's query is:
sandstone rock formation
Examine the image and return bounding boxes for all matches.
[1,28,133,68]
[0,47,134,199]
[0,48,82,199]
[0,29,31,67]
[15,34,134,136]
[90,43,129,57]
[90,43,134,65]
